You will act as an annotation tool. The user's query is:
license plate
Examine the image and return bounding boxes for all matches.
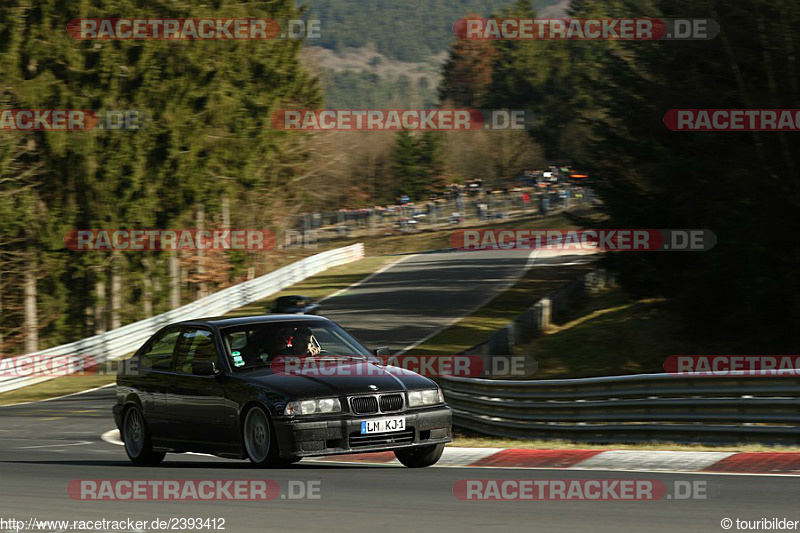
[360,416,406,434]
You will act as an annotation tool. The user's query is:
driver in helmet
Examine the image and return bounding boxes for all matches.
[287,326,321,356]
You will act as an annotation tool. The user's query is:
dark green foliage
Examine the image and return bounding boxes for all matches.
[0,0,321,351]
[577,0,800,351]
[392,131,444,200]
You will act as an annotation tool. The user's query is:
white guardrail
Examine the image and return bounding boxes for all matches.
[0,243,364,393]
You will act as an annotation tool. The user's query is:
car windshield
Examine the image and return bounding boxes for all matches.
[276,296,307,307]
[221,321,372,371]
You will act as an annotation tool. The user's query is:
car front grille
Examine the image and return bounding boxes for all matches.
[350,396,379,414]
[379,393,404,412]
[349,429,415,448]
[349,393,405,414]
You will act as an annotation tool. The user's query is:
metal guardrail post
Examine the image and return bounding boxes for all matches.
[536,299,551,329]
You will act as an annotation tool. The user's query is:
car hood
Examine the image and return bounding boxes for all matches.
[234,360,436,398]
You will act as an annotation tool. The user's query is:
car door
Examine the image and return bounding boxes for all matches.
[165,327,231,445]
[135,326,182,441]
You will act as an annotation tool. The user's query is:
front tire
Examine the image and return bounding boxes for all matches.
[122,405,166,466]
[243,406,295,467]
[394,443,445,468]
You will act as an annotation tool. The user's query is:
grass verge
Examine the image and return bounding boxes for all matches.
[516,286,739,379]
[405,260,594,356]
[0,369,117,406]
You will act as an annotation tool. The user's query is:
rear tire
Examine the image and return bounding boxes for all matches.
[122,405,166,466]
[394,443,445,468]
[243,406,294,467]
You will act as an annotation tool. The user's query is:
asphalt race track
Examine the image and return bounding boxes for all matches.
[2,251,797,533]
[1,394,798,533]
[322,248,591,352]
[321,249,534,352]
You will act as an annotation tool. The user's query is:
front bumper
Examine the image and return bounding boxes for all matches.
[273,406,452,459]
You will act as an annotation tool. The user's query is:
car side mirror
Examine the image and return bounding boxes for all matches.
[373,347,391,357]
[192,361,219,376]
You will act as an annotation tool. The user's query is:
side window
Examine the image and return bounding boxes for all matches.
[228,331,249,351]
[140,328,181,371]
[174,329,219,374]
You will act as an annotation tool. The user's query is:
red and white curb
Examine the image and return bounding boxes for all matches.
[101,430,800,475]
[314,448,800,475]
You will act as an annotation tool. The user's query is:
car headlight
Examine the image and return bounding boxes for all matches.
[407,388,443,408]
[284,397,341,416]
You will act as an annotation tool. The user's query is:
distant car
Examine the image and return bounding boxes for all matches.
[271,295,320,315]
[113,315,452,468]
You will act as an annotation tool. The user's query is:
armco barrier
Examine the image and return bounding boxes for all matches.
[446,269,798,444]
[0,243,364,393]
[440,373,800,444]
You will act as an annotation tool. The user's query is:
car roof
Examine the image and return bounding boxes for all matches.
[172,314,332,329]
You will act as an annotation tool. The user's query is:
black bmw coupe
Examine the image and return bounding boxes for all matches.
[113,315,452,468]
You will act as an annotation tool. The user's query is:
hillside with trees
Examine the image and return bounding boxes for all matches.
[304,0,565,108]
[303,0,565,62]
